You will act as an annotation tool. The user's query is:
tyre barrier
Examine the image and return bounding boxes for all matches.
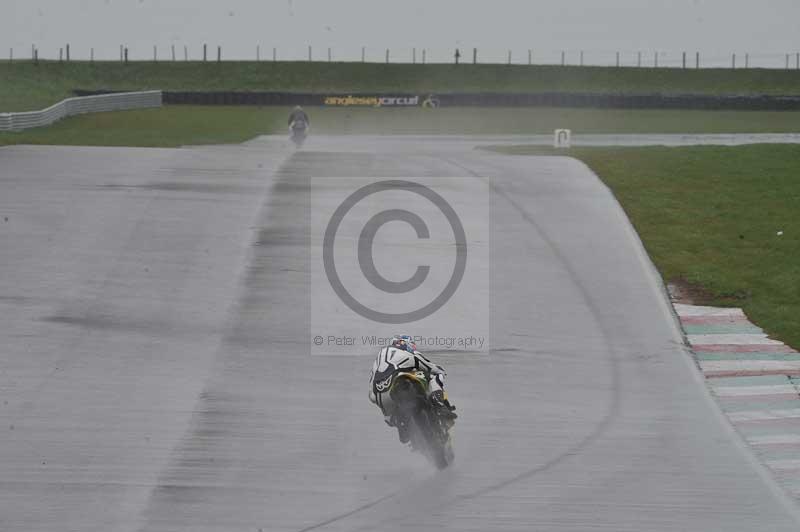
[72,90,800,111]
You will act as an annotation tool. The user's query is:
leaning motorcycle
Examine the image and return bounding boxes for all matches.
[389,370,455,469]
[289,119,308,148]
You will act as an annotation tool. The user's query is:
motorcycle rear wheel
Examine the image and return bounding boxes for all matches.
[391,374,455,469]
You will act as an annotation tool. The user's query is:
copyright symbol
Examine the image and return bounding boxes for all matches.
[323,180,467,324]
[313,336,324,346]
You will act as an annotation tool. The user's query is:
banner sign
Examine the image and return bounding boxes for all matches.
[75,90,800,111]
[323,95,420,107]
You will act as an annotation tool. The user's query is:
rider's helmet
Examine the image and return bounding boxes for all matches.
[391,334,417,354]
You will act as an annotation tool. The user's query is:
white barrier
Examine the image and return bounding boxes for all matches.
[0,91,162,132]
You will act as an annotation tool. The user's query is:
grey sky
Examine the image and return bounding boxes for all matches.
[5,0,800,66]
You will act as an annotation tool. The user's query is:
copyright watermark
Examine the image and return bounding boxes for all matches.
[311,334,486,350]
[323,180,466,323]
[310,176,490,356]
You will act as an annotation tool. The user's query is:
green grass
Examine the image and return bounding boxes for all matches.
[490,144,800,350]
[0,106,287,147]
[307,107,800,135]
[4,106,800,147]
[5,61,800,111]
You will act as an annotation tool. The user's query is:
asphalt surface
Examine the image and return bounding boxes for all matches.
[247,133,800,150]
[2,137,800,531]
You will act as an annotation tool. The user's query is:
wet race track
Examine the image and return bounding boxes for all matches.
[2,137,800,531]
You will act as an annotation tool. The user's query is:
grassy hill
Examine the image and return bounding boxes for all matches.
[4,61,800,111]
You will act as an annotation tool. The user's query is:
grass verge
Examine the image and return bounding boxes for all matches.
[4,106,800,147]
[4,61,800,111]
[301,107,800,135]
[0,106,287,147]
[489,144,800,349]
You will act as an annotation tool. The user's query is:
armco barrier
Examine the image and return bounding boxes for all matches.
[0,91,162,132]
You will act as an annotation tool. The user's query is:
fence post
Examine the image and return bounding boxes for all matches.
[66,44,70,61]
[120,44,123,62]
[203,44,207,61]
[308,46,312,61]
[413,47,416,64]
[422,49,426,64]
[273,47,277,61]
[34,48,38,65]
[580,51,584,66]
[455,48,460,65]
[682,52,686,69]
[786,53,790,70]
[172,45,176,61]
[361,46,365,62]
[59,48,63,62]
[528,49,532,65]
[508,50,512,65]
[328,47,331,62]
[696,52,700,69]
[217,46,221,62]
[796,52,799,70]
[745,53,749,68]
[473,48,477,64]
[124,47,128,64]
[732,53,736,69]
[654,51,658,68]
[561,50,565,66]
[184,45,188,61]
[153,45,157,61]
[386,49,390,63]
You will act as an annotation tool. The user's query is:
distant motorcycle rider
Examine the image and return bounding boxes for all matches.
[288,105,310,129]
[369,335,457,443]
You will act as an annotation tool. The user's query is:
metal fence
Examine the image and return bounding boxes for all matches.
[0,90,162,132]
[7,45,800,70]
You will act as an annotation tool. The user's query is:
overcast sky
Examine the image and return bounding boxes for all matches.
[5,0,800,66]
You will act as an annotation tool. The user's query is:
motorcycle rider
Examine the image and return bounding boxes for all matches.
[288,105,310,129]
[369,335,457,443]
